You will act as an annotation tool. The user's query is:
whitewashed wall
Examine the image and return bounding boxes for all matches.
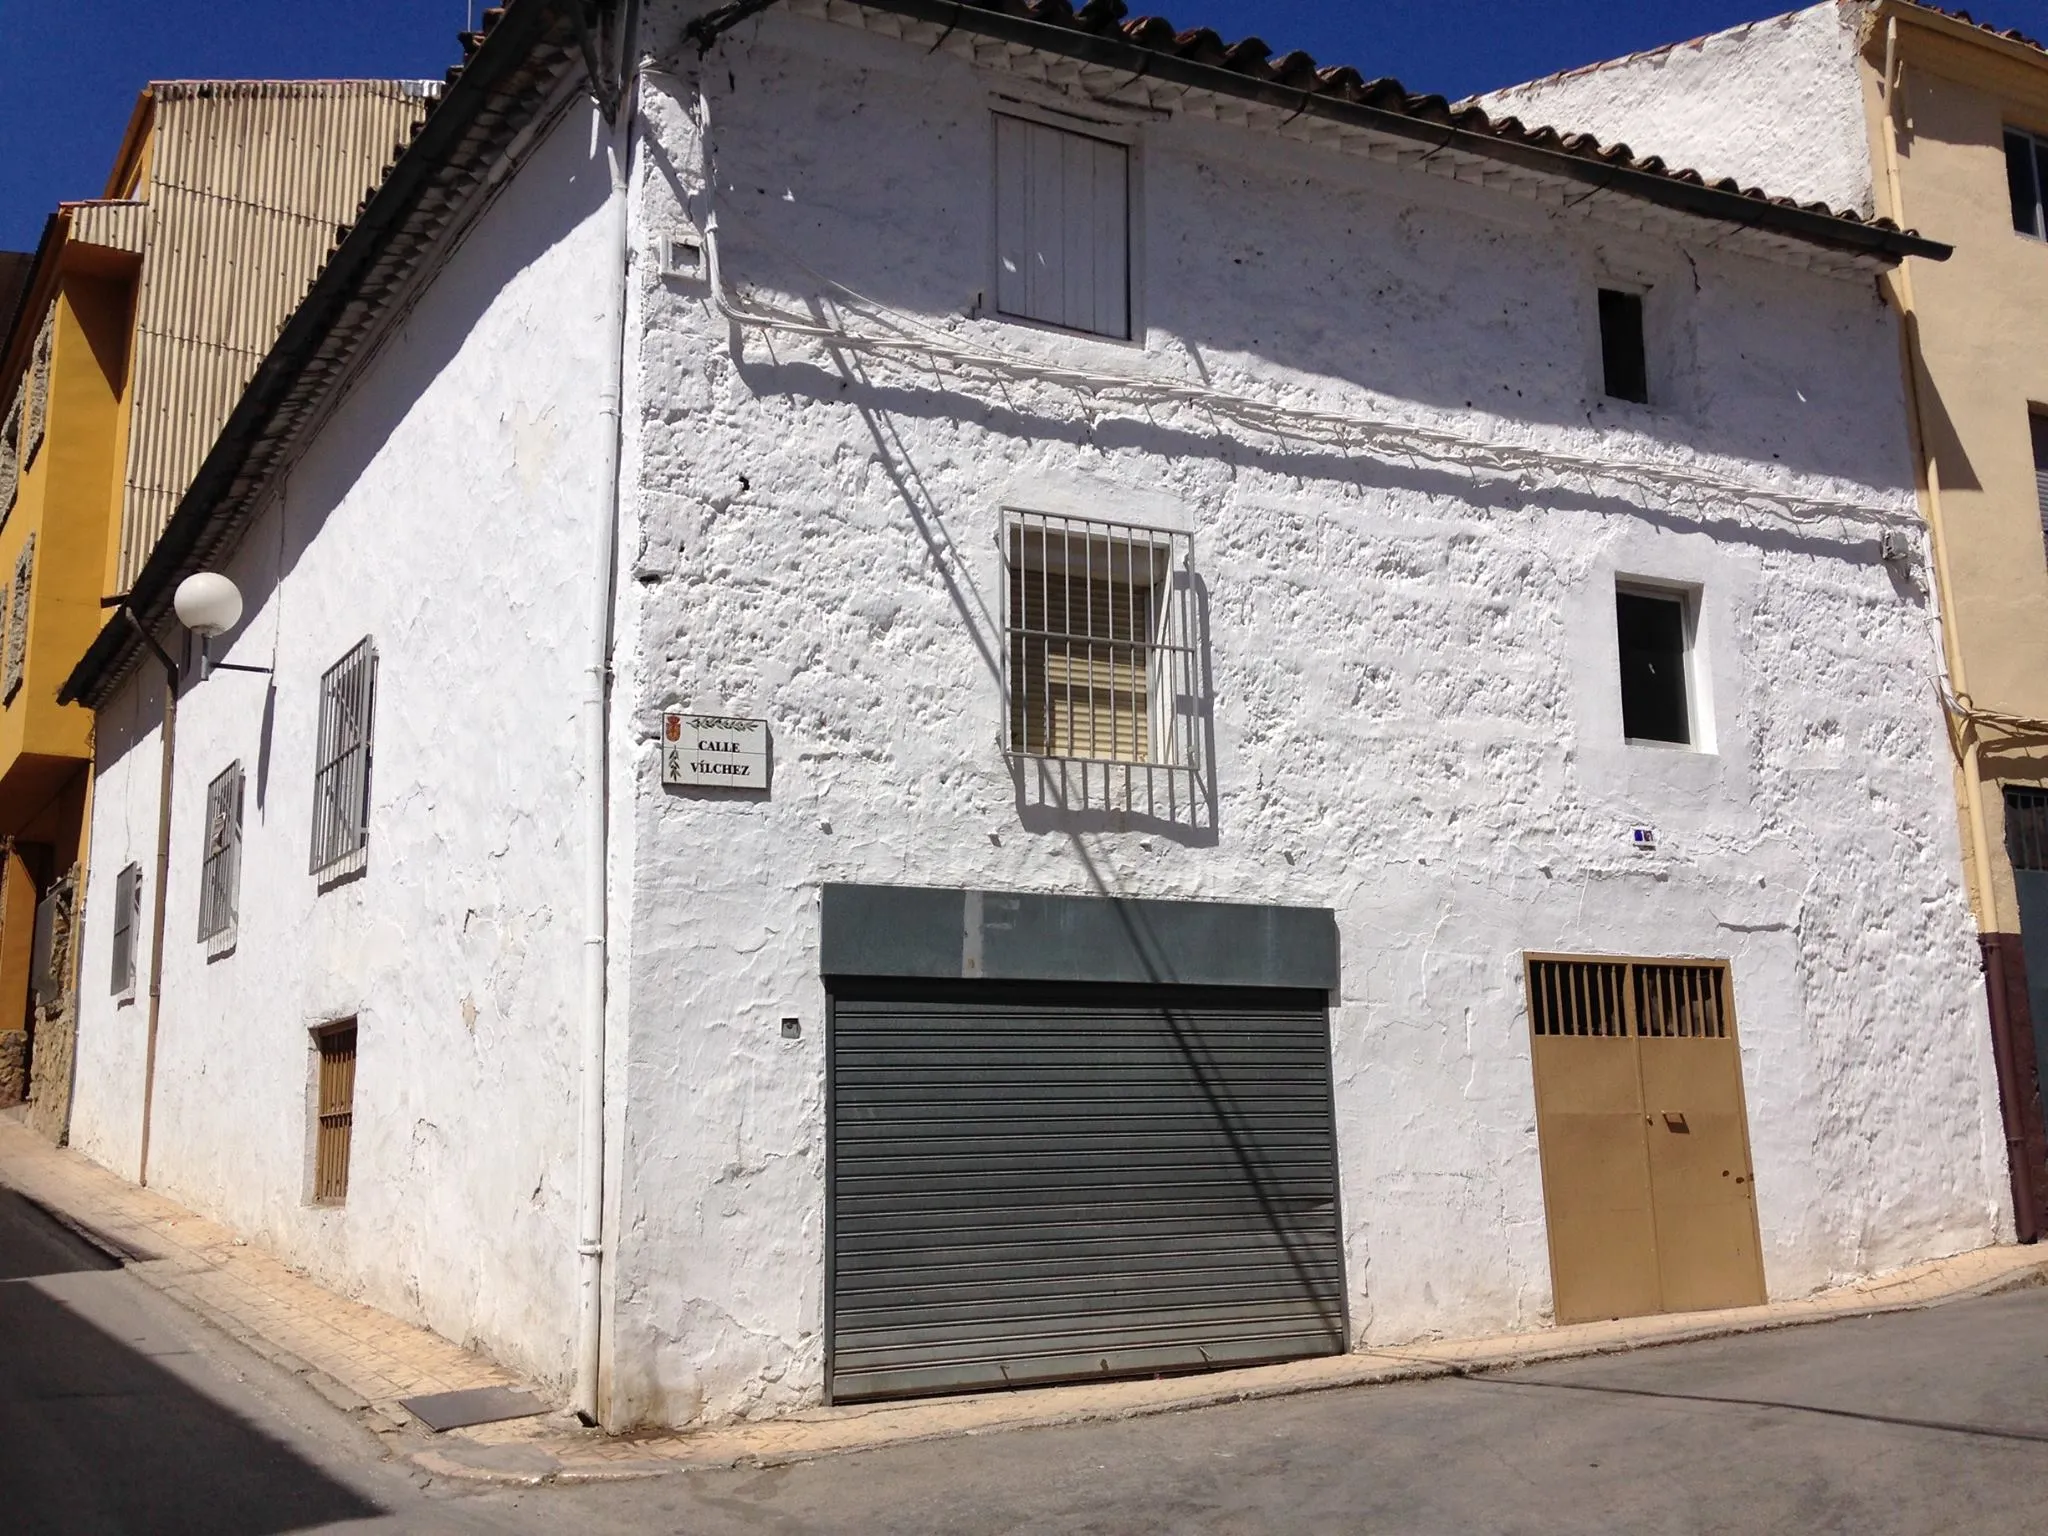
[1477,3,1876,217]
[67,103,619,1391]
[602,7,2005,1429]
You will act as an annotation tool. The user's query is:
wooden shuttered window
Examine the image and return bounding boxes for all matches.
[313,1022,357,1205]
[994,113,1131,340]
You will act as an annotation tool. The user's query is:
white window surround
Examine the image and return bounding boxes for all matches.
[1615,578,1706,753]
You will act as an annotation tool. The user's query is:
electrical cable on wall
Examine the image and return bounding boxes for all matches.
[690,205,1921,542]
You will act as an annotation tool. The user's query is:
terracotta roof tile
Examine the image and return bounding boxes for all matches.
[898,0,1923,244]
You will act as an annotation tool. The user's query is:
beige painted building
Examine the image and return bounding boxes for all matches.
[1482,0,2048,1240]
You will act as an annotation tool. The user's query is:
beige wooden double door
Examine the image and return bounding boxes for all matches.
[1526,955,1766,1325]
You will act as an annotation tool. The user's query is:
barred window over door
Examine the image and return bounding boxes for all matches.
[110,862,141,999]
[1526,954,1731,1038]
[198,762,243,946]
[310,638,376,877]
[1003,511,1197,768]
[3,534,34,704]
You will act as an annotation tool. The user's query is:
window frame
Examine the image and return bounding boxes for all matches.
[110,861,141,1002]
[1614,581,1701,750]
[309,637,377,880]
[2006,126,2048,241]
[989,104,1138,344]
[309,1020,358,1207]
[1000,506,1197,771]
[197,760,244,952]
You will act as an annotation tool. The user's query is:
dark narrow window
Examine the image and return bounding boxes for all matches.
[2007,129,2048,239]
[1598,289,1649,404]
[2030,411,2048,565]
[1616,590,1691,745]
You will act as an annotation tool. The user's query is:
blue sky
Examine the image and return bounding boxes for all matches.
[7,1,2048,250]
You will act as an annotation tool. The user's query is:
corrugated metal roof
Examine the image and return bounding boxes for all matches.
[115,80,433,588]
[64,201,147,255]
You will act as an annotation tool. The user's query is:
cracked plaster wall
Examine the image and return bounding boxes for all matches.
[603,9,2007,1429]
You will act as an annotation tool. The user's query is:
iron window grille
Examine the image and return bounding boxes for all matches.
[1002,508,1200,765]
[3,533,32,705]
[312,1021,357,1205]
[110,861,141,1000]
[2008,787,2048,872]
[310,637,376,878]
[1526,954,1731,1039]
[993,112,1132,340]
[198,761,243,949]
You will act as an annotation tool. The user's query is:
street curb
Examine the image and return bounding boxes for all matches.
[411,1249,2048,1483]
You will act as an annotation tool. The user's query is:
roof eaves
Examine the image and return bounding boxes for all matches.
[61,0,592,709]
[828,0,1948,263]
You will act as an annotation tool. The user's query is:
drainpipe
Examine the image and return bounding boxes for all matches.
[122,609,177,1187]
[574,0,639,1428]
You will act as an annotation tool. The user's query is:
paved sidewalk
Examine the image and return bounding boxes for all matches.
[0,1113,526,1434]
[4,1109,2043,1488]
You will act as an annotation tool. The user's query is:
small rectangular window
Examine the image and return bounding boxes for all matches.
[310,638,376,878]
[1616,588,1692,746]
[1004,511,1196,767]
[1527,955,1730,1039]
[2006,128,2048,239]
[1598,289,1649,404]
[994,113,1131,340]
[110,861,140,999]
[312,1022,357,1205]
[198,761,243,949]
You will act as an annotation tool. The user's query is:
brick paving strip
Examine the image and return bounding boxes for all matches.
[4,1113,2044,1487]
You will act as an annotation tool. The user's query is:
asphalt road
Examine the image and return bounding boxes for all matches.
[3,1182,2045,1533]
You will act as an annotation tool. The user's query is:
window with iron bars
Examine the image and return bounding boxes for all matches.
[198,761,243,949]
[3,534,33,705]
[2009,787,2048,873]
[311,1021,357,1205]
[1525,953,1732,1039]
[310,638,376,878]
[1002,510,1198,770]
[110,861,140,1000]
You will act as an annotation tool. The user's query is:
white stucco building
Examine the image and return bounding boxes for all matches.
[57,0,2012,1430]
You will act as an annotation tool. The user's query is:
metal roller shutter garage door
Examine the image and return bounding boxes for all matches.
[828,979,1346,1402]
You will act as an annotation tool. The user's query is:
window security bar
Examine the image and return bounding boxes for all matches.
[1001,509,1207,829]
[310,638,376,877]
[198,762,243,947]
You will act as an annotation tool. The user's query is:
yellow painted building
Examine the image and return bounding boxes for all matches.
[1853,1,2048,1242]
[0,81,431,1137]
